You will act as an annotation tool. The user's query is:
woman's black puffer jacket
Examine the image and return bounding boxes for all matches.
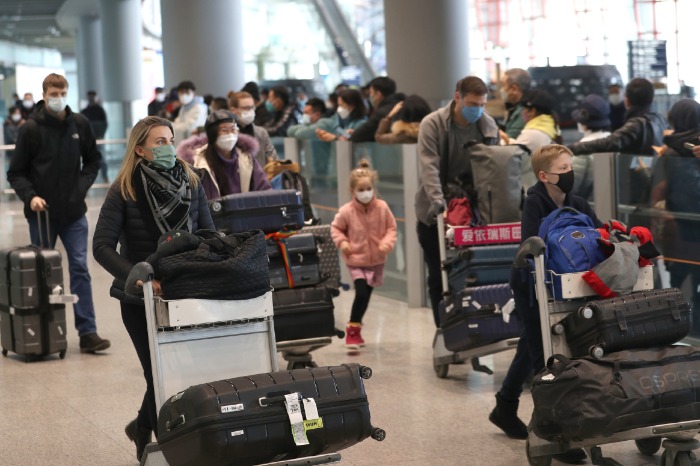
[93,171,215,302]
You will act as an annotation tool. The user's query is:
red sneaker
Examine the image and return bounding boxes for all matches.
[345,324,365,349]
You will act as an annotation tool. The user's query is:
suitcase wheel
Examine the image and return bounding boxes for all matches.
[1,349,7,357]
[371,427,386,441]
[59,350,66,359]
[634,437,662,456]
[579,307,594,319]
[434,363,449,379]
[551,323,565,335]
[590,346,604,359]
[360,366,373,380]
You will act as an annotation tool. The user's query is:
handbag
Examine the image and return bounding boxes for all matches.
[263,159,300,180]
[155,230,271,301]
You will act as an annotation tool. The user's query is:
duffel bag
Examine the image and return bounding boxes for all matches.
[155,230,271,301]
[531,345,700,442]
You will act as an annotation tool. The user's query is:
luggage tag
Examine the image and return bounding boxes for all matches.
[284,393,309,446]
[502,298,515,323]
[302,398,324,432]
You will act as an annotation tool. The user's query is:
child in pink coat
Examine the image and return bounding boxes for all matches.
[331,161,397,349]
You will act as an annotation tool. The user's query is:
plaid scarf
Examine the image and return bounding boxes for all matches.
[138,161,192,234]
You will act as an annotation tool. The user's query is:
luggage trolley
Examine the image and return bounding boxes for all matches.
[519,237,700,466]
[432,214,522,378]
[138,276,341,466]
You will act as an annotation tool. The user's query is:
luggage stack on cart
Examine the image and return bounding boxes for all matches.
[432,214,524,378]
[209,189,344,370]
[517,236,700,466]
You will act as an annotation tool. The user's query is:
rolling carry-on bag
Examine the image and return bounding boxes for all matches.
[531,345,700,442]
[267,233,321,290]
[157,363,385,466]
[209,189,304,234]
[561,287,692,358]
[439,283,521,352]
[272,286,335,342]
[301,224,341,290]
[0,211,71,360]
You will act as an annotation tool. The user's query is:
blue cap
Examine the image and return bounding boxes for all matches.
[572,94,611,130]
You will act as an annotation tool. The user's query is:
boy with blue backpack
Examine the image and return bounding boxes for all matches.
[489,144,602,464]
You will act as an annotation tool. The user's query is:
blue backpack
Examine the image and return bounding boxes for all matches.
[538,207,607,274]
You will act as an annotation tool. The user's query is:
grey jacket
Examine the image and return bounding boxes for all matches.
[414,100,499,225]
[252,124,278,166]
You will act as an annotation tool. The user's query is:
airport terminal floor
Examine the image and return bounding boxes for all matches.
[0,192,667,466]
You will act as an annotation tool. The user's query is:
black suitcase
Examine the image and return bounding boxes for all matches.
[301,224,341,290]
[439,283,521,351]
[209,189,304,234]
[561,288,692,358]
[157,363,385,466]
[272,286,336,342]
[267,233,321,290]
[0,213,69,360]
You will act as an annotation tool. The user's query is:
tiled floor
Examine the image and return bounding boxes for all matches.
[0,193,666,466]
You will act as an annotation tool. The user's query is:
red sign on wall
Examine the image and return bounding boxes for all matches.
[453,223,521,246]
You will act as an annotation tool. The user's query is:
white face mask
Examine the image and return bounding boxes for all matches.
[22,99,33,109]
[11,113,21,123]
[302,114,312,125]
[337,107,350,120]
[179,92,194,105]
[47,97,67,113]
[155,93,165,102]
[608,93,623,106]
[216,134,237,152]
[577,122,587,134]
[238,110,255,126]
[355,189,374,204]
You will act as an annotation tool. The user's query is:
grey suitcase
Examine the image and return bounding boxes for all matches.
[301,224,341,290]
[267,233,321,290]
[0,211,70,361]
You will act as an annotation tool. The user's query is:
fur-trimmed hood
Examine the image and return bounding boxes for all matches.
[176,132,260,165]
[390,120,420,138]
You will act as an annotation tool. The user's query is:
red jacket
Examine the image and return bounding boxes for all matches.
[331,197,397,267]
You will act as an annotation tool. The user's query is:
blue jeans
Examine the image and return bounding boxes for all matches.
[499,267,545,401]
[28,214,97,336]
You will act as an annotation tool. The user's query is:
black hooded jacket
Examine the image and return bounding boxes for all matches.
[568,105,667,155]
[7,101,102,223]
[521,181,602,242]
[350,92,406,143]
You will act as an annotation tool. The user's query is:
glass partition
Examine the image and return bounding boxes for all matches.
[351,143,408,301]
[269,136,286,160]
[298,139,338,224]
[614,153,700,337]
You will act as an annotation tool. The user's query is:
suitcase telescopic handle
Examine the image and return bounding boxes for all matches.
[36,209,51,249]
[258,392,301,407]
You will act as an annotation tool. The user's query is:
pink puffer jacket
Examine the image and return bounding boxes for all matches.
[331,197,397,267]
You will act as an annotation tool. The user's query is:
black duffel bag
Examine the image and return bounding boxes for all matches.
[531,345,700,442]
[154,229,271,301]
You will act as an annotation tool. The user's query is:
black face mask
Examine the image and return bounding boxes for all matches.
[548,169,575,194]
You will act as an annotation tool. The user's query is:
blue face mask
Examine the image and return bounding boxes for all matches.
[265,100,275,113]
[461,105,484,124]
[147,144,177,170]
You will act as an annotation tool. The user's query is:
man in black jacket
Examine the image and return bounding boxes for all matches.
[568,78,667,156]
[350,76,405,142]
[7,73,110,354]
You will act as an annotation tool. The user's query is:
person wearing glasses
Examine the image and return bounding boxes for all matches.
[192,110,271,199]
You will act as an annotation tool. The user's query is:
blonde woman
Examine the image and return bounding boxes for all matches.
[92,116,214,461]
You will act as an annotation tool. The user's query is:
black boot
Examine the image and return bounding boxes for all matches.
[125,418,152,461]
[488,393,528,439]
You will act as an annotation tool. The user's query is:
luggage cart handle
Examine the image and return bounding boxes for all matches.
[513,236,545,267]
[36,209,51,249]
[436,211,449,295]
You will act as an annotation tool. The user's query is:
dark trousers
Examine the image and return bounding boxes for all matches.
[417,221,443,327]
[121,301,157,435]
[350,279,374,323]
[499,267,545,402]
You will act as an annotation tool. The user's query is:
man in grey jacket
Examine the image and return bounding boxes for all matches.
[415,76,500,327]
